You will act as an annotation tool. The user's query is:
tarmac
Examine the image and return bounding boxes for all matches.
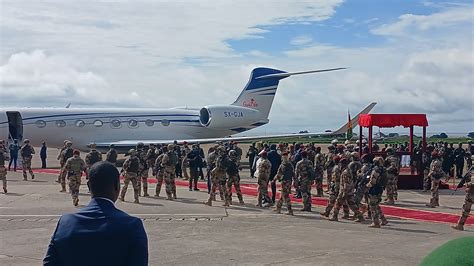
[0,149,472,265]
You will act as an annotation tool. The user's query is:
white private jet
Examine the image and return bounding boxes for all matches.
[0,67,376,152]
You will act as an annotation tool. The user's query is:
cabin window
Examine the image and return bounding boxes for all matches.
[93,120,103,127]
[161,119,170,126]
[128,119,139,128]
[111,119,121,128]
[145,119,154,127]
[75,120,85,127]
[56,120,66,127]
[35,120,46,128]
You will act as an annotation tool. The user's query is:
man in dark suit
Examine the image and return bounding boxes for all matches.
[43,161,148,266]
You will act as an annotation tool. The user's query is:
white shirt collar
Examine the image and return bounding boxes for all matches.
[93,197,115,205]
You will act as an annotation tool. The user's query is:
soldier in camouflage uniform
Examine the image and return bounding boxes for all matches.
[367,157,388,228]
[154,146,166,197]
[63,150,86,206]
[20,139,35,180]
[105,144,118,165]
[181,142,191,180]
[204,147,228,206]
[161,144,178,200]
[330,154,364,222]
[273,152,294,215]
[0,147,10,193]
[206,146,218,193]
[136,143,149,197]
[119,149,140,203]
[355,154,372,215]
[314,147,325,197]
[384,148,400,204]
[296,151,314,211]
[56,140,69,183]
[324,145,336,192]
[452,167,473,231]
[321,157,350,218]
[145,144,158,193]
[426,151,448,208]
[59,141,74,192]
[255,150,272,207]
[226,150,244,205]
[85,143,102,190]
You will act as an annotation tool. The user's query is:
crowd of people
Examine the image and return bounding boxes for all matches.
[0,138,472,230]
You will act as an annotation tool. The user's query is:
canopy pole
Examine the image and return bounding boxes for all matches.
[409,126,414,153]
[359,126,363,157]
[368,126,373,154]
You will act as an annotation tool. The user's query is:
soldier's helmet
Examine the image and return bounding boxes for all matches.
[344,140,351,145]
[137,142,144,148]
[229,150,237,157]
[339,157,349,165]
[73,149,80,156]
[386,147,394,155]
[110,144,115,148]
[350,151,359,161]
[218,146,227,154]
[167,144,174,150]
[149,143,155,147]
[90,143,96,148]
[128,149,137,156]
[331,139,338,145]
[66,141,73,147]
[24,139,30,143]
[373,157,384,166]
[63,140,69,145]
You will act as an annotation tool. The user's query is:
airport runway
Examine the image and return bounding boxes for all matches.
[0,165,472,265]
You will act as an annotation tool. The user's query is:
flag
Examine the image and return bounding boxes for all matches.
[346,110,353,140]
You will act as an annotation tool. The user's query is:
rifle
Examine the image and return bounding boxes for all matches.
[452,166,473,194]
[356,164,373,189]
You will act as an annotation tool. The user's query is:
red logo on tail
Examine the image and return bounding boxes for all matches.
[243,98,258,108]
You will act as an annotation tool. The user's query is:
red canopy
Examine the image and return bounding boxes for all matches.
[359,114,428,128]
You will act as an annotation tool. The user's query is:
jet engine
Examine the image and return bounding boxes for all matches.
[199,105,261,129]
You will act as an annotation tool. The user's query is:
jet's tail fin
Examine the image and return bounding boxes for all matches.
[332,102,377,135]
[232,67,346,119]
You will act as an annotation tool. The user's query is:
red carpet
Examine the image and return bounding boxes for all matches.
[32,168,472,225]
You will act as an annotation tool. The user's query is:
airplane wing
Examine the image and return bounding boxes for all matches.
[94,102,376,153]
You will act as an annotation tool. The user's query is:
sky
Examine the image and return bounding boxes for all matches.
[0,0,473,135]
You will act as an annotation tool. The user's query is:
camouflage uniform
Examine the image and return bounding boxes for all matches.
[63,155,85,206]
[59,145,74,192]
[205,150,228,206]
[355,162,372,209]
[105,147,118,165]
[256,157,272,207]
[20,142,35,180]
[296,158,314,211]
[137,146,149,197]
[314,152,325,197]
[452,170,473,230]
[85,147,102,189]
[426,158,447,207]
[274,161,294,215]
[0,149,10,193]
[384,153,400,204]
[226,152,244,205]
[120,152,140,203]
[161,146,178,200]
[331,166,364,222]
[154,153,165,197]
[321,164,350,217]
[367,159,388,228]
[56,142,68,182]
[324,150,336,191]
[181,145,191,180]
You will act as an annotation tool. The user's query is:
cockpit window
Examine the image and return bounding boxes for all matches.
[56,120,66,127]
[111,119,121,128]
[35,120,46,128]
[75,120,85,127]
[145,119,154,127]
[128,119,139,128]
[161,119,170,126]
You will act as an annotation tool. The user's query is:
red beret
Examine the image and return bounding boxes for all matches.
[73,149,80,155]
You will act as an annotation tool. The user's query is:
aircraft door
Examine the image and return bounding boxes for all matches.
[6,111,23,142]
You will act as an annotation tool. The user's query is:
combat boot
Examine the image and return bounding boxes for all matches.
[368,223,381,228]
[119,196,124,201]
[385,198,395,205]
[154,193,159,198]
[354,214,365,223]
[329,214,338,221]
[238,195,244,205]
[23,174,27,181]
[319,211,330,218]
[287,208,294,216]
[342,213,350,219]
[31,174,35,180]
[173,192,177,199]
[143,188,149,197]
[3,188,7,194]
[204,199,212,206]
[133,199,140,204]
[451,224,464,231]
[381,218,389,226]
[223,200,230,207]
[60,185,66,192]
[274,208,281,214]
[433,198,439,207]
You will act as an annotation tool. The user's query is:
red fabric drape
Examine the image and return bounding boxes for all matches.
[359,114,428,128]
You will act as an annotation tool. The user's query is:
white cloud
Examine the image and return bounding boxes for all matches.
[290,35,314,46]
[371,5,474,36]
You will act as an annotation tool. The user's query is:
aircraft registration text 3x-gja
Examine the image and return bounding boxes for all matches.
[0,67,376,152]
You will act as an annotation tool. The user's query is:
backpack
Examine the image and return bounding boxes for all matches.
[21,145,32,158]
[282,163,294,181]
[166,151,178,166]
[89,151,101,164]
[64,148,74,161]
[126,157,140,173]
